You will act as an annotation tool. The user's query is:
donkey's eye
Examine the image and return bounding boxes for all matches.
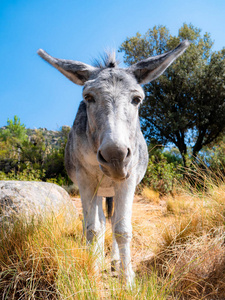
[132,96,141,106]
[84,94,95,103]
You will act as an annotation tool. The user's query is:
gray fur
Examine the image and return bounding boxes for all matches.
[38,40,189,285]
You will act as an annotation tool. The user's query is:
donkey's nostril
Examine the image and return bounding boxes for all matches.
[98,145,132,166]
[126,148,131,158]
[98,150,108,164]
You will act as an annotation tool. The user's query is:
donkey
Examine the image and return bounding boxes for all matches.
[38,40,189,285]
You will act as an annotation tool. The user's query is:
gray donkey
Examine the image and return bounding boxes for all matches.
[38,40,189,285]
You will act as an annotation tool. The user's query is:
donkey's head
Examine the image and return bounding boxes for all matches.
[38,41,189,181]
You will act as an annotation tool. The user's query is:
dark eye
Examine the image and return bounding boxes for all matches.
[132,96,141,106]
[84,94,95,103]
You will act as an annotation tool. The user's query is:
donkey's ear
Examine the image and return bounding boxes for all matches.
[37,49,97,86]
[129,40,190,84]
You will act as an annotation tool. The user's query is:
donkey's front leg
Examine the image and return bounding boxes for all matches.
[78,181,106,269]
[112,178,136,286]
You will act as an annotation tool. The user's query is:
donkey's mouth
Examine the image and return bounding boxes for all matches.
[99,165,130,181]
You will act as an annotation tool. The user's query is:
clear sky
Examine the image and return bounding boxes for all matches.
[1,0,225,130]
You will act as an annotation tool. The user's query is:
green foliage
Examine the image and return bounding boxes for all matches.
[21,129,46,167]
[0,116,28,162]
[43,126,71,185]
[120,24,225,166]
[0,163,45,181]
[199,135,225,175]
[0,116,71,186]
[142,146,183,195]
[0,116,28,144]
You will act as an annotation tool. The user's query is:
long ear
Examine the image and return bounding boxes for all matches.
[37,49,97,85]
[129,40,190,84]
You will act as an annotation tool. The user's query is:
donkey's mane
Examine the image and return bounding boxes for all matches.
[93,51,120,69]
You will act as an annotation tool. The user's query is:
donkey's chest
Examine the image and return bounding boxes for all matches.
[79,152,115,196]
[89,166,115,197]
[88,167,115,197]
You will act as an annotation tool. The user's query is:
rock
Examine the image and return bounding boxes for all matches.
[0,180,77,222]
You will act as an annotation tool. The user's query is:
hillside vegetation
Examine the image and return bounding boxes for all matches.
[0,116,71,186]
[1,115,225,197]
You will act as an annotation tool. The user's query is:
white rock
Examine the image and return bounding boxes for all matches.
[0,181,77,222]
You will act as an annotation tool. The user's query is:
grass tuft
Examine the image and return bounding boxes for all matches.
[0,208,97,299]
[137,166,225,299]
[141,187,160,203]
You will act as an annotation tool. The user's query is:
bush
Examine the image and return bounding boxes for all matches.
[142,150,183,195]
[0,116,72,186]
[199,136,225,177]
[0,163,45,181]
[64,183,80,197]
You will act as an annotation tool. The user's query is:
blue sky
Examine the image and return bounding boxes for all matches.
[1,0,225,130]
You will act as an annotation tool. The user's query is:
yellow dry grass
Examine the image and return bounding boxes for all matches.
[141,186,160,203]
[136,174,225,299]
[1,172,225,299]
[0,207,98,299]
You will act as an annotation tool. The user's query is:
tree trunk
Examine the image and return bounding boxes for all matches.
[192,129,206,161]
[175,131,187,167]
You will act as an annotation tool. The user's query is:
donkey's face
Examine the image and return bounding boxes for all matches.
[83,68,144,180]
[38,40,189,181]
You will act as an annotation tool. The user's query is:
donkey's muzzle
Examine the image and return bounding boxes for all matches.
[97,144,132,180]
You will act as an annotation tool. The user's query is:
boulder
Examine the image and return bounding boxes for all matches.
[0,180,77,222]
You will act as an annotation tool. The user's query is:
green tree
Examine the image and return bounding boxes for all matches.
[43,126,71,183]
[120,24,225,166]
[199,134,225,174]
[0,116,28,143]
[0,117,71,184]
[0,116,28,168]
[21,129,46,168]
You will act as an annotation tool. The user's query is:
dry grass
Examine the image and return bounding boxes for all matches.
[1,170,225,299]
[0,208,97,299]
[141,187,160,204]
[137,232,225,299]
[136,170,225,299]
[0,201,168,299]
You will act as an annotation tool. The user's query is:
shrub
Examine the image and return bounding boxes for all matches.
[0,163,45,181]
[64,183,80,197]
[142,151,183,195]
